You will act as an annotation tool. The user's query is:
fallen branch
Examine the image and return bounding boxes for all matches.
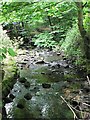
[83,102,90,107]
[60,96,78,120]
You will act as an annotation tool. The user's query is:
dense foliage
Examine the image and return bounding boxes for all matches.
[0,2,77,44]
[0,25,16,61]
[0,1,90,64]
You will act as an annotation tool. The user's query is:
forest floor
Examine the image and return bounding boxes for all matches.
[3,47,90,120]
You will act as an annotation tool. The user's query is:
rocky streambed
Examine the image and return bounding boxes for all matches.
[3,48,90,120]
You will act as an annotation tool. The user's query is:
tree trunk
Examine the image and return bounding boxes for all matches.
[76,2,90,59]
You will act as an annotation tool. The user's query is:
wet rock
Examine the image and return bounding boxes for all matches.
[17,99,26,109]
[48,63,51,66]
[24,81,30,88]
[87,74,90,78]
[30,87,39,93]
[4,97,13,104]
[52,70,56,72]
[14,89,18,92]
[17,103,24,109]
[42,83,51,88]
[2,107,7,118]
[51,65,56,69]
[84,87,90,93]
[36,92,40,96]
[24,93,32,100]
[64,64,69,68]
[19,77,27,83]
[56,64,61,68]
[57,53,61,56]
[24,59,29,61]
[21,62,27,65]
[63,57,67,60]
[9,93,15,99]
[34,86,39,91]
[41,72,46,75]
[35,60,45,64]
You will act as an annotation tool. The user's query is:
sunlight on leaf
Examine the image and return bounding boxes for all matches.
[8,48,16,57]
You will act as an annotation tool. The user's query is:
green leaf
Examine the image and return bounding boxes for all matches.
[0,48,7,54]
[0,48,2,53]
[2,47,7,53]
[8,48,16,57]
[0,55,3,61]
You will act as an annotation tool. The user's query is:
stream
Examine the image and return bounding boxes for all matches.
[4,48,90,120]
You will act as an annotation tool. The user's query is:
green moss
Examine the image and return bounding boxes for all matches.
[2,58,18,98]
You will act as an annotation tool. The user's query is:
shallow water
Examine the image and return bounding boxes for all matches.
[5,49,85,119]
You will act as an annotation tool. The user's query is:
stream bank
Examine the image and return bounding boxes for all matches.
[1,58,19,119]
[2,48,90,120]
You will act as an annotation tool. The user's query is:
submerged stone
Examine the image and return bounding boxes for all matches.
[24,93,32,100]
[42,83,51,88]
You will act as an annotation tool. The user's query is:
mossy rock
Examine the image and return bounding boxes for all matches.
[2,68,18,98]
[17,99,26,109]
[24,93,32,100]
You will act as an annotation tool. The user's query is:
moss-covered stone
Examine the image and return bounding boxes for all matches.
[2,58,18,99]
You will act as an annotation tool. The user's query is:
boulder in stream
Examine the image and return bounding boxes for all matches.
[64,64,69,68]
[24,93,32,100]
[41,72,46,75]
[57,52,61,56]
[63,63,69,68]
[4,97,13,104]
[17,103,24,109]
[19,77,27,83]
[9,93,15,99]
[17,99,26,109]
[35,60,45,64]
[24,81,30,88]
[42,83,51,88]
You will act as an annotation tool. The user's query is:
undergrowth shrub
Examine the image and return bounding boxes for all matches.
[32,32,57,48]
[0,25,16,61]
[61,25,86,65]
